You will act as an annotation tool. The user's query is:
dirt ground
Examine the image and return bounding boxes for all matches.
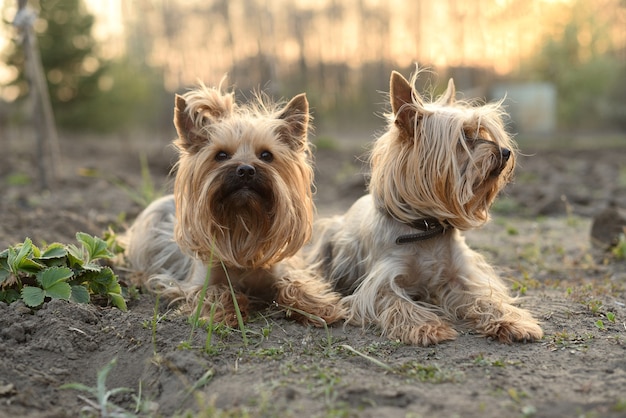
[1,128,626,418]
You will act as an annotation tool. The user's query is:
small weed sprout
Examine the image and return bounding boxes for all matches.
[107,153,162,208]
[61,357,135,418]
[203,302,219,355]
[151,295,161,356]
[221,260,248,346]
[340,344,393,372]
[278,304,333,351]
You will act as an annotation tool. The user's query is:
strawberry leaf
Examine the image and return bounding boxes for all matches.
[21,286,45,307]
[0,268,10,284]
[77,232,113,262]
[13,238,33,265]
[70,285,90,304]
[108,292,127,312]
[16,258,45,275]
[39,244,67,260]
[37,267,73,289]
[45,282,72,300]
[66,244,85,267]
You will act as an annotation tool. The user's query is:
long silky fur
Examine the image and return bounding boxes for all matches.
[123,81,345,326]
[306,68,543,346]
[173,86,314,268]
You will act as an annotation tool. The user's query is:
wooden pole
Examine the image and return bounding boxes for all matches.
[13,0,61,190]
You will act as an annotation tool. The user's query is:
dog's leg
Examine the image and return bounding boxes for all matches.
[435,239,543,343]
[367,291,458,346]
[345,268,458,346]
[273,263,346,326]
[466,299,544,343]
[180,284,250,327]
[449,257,543,343]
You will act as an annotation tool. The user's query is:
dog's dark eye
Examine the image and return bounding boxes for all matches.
[259,150,274,162]
[215,151,230,161]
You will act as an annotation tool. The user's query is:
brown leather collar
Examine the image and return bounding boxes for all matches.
[396,217,448,244]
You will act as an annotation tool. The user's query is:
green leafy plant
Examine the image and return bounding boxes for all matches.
[0,233,127,311]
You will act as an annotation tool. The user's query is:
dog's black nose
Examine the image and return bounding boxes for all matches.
[236,164,256,178]
[500,147,511,161]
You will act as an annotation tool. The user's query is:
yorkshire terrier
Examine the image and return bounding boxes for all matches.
[307,70,543,345]
[124,81,344,326]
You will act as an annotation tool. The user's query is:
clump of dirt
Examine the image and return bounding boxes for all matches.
[1,131,625,417]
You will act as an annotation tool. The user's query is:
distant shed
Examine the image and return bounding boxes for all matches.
[491,82,556,135]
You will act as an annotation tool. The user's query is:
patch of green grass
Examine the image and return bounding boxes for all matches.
[395,361,462,383]
[548,330,594,350]
[517,242,543,266]
[565,281,623,315]
[506,225,520,236]
[472,353,509,368]
[511,272,541,296]
[250,346,285,360]
[613,398,626,413]
[6,172,31,186]
[358,340,403,357]
[507,387,529,403]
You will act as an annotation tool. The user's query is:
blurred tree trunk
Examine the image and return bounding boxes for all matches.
[13,0,59,190]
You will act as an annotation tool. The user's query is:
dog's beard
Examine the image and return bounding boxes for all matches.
[174,156,313,269]
[450,139,513,225]
[210,170,277,263]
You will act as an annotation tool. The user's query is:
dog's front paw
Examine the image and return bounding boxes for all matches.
[285,296,347,326]
[484,319,543,343]
[388,323,459,346]
[275,270,347,326]
[197,288,250,327]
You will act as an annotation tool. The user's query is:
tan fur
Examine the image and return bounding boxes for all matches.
[306,69,543,345]
[123,81,344,326]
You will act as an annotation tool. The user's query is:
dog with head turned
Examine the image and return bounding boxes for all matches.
[124,81,345,326]
[307,70,543,345]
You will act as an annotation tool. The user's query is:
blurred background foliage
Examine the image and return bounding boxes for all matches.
[0,0,625,134]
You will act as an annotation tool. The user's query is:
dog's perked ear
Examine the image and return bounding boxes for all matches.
[390,71,420,138]
[277,93,309,149]
[174,95,207,152]
[440,78,456,105]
